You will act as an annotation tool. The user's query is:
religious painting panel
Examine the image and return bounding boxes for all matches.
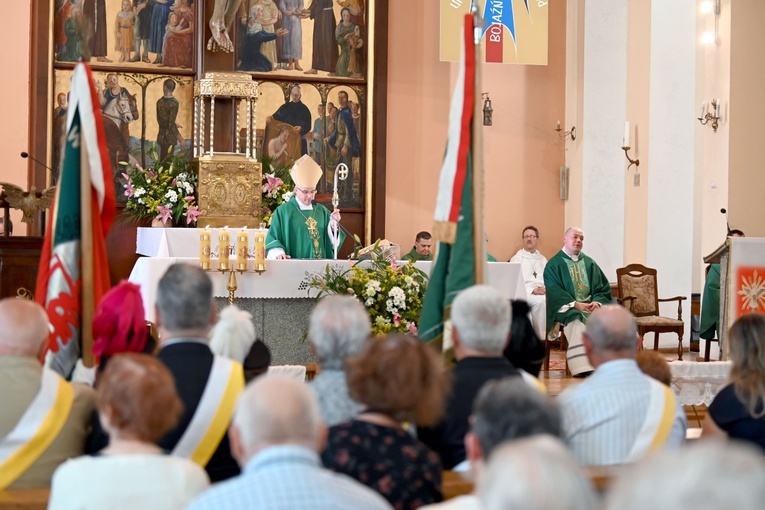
[53,69,194,203]
[53,0,197,71]
[234,0,367,80]
[243,81,363,208]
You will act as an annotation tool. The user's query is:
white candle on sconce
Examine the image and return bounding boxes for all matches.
[623,121,631,148]
[715,99,720,118]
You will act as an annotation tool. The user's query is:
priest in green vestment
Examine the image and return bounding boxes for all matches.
[401,231,433,261]
[543,227,612,376]
[699,230,745,345]
[266,155,345,259]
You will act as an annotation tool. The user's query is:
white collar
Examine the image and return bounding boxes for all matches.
[562,247,580,261]
[296,200,313,211]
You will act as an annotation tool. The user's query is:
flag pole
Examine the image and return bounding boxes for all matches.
[80,128,95,368]
[470,1,486,284]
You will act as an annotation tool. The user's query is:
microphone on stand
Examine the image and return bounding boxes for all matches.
[312,199,360,255]
[21,152,55,173]
[720,208,731,237]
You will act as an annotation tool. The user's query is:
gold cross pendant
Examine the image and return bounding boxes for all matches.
[305,216,318,235]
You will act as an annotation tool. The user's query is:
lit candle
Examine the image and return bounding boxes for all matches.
[237,227,249,271]
[218,227,230,271]
[699,102,706,119]
[254,223,266,273]
[623,121,630,148]
[199,227,211,270]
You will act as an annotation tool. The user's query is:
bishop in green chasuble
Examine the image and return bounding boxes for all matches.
[265,155,345,259]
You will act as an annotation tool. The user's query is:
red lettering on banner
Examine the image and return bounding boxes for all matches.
[486,23,503,63]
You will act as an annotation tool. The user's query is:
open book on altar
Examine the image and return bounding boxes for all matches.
[355,239,401,261]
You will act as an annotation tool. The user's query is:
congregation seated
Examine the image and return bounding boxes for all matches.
[478,436,598,510]
[504,299,546,376]
[558,306,687,466]
[322,334,448,508]
[47,354,209,510]
[419,285,539,470]
[154,264,243,481]
[186,375,391,510]
[308,295,370,426]
[86,281,157,454]
[0,299,93,489]
[703,313,765,451]
[423,377,562,509]
[603,440,765,510]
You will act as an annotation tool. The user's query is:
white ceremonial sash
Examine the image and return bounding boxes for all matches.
[0,368,74,489]
[520,370,547,394]
[624,379,676,463]
[172,356,244,467]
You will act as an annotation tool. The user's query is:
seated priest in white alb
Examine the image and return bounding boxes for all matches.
[266,155,345,259]
[509,225,548,342]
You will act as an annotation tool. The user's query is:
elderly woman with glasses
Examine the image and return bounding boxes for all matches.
[265,155,345,259]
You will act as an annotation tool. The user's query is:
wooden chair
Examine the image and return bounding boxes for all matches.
[616,264,687,360]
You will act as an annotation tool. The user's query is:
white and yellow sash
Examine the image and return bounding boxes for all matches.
[625,379,677,463]
[0,368,74,490]
[172,356,244,467]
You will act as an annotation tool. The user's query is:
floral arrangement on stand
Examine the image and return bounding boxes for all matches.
[260,157,295,227]
[121,147,201,226]
[309,243,429,335]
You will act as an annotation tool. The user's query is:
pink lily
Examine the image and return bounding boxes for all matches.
[183,205,202,225]
[184,195,195,202]
[263,174,283,193]
[408,322,418,334]
[393,313,401,327]
[156,205,172,225]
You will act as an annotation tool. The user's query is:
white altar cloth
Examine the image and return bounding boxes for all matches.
[669,360,732,406]
[137,227,266,258]
[128,258,525,322]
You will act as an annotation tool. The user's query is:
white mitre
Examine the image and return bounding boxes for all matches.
[290,154,322,189]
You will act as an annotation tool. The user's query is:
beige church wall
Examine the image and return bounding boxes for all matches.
[0,1,31,231]
[697,0,731,287]
[728,0,765,238]
[563,0,584,232]
[623,0,651,265]
[385,0,566,262]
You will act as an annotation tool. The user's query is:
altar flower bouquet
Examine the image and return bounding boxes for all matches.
[309,243,429,335]
[260,158,295,227]
[121,148,200,227]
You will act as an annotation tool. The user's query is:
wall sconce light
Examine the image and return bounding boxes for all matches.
[482,93,493,126]
[621,121,639,171]
[698,99,720,132]
[700,0,720,45]
[555,120,576,141]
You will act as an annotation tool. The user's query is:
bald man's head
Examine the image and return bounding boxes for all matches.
[230,375,324,464]
[583,305,639,356]
[0,299,49,357]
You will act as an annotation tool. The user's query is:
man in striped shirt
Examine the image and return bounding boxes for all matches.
[558,306,686,466]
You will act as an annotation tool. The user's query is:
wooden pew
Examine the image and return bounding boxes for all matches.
[0,488,50,510]
[442,464,624,500]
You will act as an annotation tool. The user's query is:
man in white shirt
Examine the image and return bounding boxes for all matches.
[186,376,391,510]
[558,306,687,466]
[509,225,548,341]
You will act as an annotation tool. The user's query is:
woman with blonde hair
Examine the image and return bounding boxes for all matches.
[322,334,449,508]
[704,313,765,451]
[49,354,209,509]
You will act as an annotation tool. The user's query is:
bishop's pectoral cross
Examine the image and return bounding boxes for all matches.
[305,217,318,236]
